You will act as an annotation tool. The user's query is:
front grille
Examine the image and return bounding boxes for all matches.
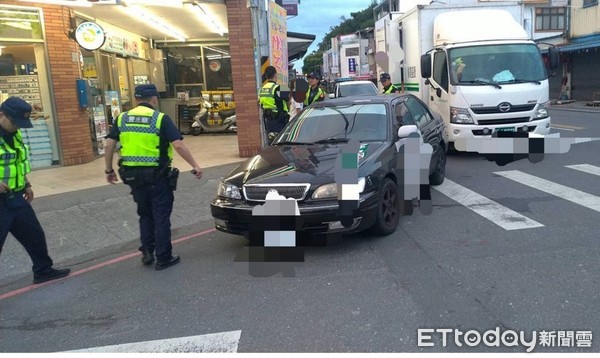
[471,104,536,114]
[243,184,310,202]
[472,126,536,136]
[477,117,531,125]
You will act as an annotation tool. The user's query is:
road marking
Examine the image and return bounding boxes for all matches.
[551,126,575,131]
[0,228,217,301]
[433,179,544,230]
[551,123,585,130]
[494,170,600,213]
[566,164,600,177]
[63,331,241,353]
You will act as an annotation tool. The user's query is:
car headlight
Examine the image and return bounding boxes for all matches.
[217,182,241,199]
[533,101,549,120]
[312,177,366,199]
[450,107,474,124]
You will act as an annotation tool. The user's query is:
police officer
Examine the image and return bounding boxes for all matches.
[304,72,326,106]
[104,84,203,270]
[259,66,289,134]
[0,97,70,284]
[380,72,401,94]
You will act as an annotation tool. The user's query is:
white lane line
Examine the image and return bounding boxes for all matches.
[551,127,575,131]
[495,170,600,213]
[433,179,544,231]
[566,164,600,177]
[63,330,242,353]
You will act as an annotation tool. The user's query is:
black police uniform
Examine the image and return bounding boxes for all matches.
[106,103,182,263]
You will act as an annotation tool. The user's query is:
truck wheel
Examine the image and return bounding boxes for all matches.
[429,146,446,186]
[371,178,400,236]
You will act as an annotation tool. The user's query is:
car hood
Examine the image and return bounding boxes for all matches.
[223,142,387,187]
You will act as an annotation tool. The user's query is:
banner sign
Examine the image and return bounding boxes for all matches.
[269,2,289,85]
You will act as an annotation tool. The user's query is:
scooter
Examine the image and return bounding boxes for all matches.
[191,99,237,135]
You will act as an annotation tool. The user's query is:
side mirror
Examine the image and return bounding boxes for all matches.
[420,54,432,78]
[548,47,560,70]
[397,124,419,139]
[328,93,335,99]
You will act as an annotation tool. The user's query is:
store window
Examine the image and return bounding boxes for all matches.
[0,7,43,40]
[1,5,59,168]
[535,7,565,31]
[160,45,232,98]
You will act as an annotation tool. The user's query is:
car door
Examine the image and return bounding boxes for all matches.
[404,96,442,175]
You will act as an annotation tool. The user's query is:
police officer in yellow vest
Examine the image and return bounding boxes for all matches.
[259,66,289,133]
[380,72,401,94]
[0,97,71,284]
[304,72,325,106]
[104,84,203,271]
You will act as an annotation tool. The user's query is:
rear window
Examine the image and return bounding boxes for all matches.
[339,83,377,97]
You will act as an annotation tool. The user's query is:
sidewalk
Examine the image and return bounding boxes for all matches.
[28,133,243,198]
[549,99,600,113]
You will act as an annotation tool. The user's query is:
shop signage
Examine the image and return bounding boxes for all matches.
[209,60,221,72]
[75,22,106,51]
[268,2,288,85]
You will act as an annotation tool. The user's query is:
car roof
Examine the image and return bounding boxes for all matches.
[314,93,410,106]
[338,80,376,86]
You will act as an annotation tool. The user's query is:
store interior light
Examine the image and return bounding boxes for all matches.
[18,0,92,7]
[204,46,229,56]
[187,3,227,36]
[120,5,187,41]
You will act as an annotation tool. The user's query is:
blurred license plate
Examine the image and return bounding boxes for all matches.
[496,127,516,132]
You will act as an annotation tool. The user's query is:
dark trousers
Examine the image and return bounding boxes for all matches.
[0,192,54,274]
[130,177,174,261]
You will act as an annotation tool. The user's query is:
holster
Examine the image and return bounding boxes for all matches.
[167,168,179,191]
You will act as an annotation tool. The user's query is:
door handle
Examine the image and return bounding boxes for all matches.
[430,96,434,101]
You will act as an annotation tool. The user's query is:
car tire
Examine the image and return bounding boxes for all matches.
[371,178,400,236]
[429,145,446,186]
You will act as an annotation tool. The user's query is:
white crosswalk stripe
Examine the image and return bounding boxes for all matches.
[565,164,600,177]
[433,179,544,231]
[494,170,600,213]
[63,330,242,353]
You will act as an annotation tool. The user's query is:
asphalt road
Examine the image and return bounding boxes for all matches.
[0,109,598,353]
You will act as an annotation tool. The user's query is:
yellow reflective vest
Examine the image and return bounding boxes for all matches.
[0,130,31,192]
[305,87,325,105]
[259,81,288,113]
[117,105,173,167]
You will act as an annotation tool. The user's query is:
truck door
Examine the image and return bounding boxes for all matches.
[428,51,450,128]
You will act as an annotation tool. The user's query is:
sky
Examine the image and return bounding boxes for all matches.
[285,0,375,71]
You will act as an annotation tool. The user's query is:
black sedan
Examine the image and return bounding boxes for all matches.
[210,94,447,238]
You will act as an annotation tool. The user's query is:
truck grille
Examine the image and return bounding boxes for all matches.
[471,104,536,114]
[243,184,310,202]
[477,117,531,125]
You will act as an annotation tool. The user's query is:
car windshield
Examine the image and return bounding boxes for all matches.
[275,103,388,144]
[339,83,378,97]
[449,43,547,86]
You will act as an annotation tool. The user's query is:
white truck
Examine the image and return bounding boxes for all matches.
[382,5,559,148]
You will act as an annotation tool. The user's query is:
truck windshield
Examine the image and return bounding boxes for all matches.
[448,44,547,86]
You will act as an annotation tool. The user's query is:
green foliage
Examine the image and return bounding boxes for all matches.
[301,0,378,74]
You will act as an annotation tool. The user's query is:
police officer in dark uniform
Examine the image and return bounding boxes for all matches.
[259,66,289,134]
[104,84,203,270]
[0,97,70,284]
[304,72,326,106]
[380,72,401,94]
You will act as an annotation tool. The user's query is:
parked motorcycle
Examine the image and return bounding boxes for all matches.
[191,99,237,135]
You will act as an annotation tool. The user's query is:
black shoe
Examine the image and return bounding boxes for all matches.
[155,255,180,271]
[33,268,71,284]
[141,250,155,265]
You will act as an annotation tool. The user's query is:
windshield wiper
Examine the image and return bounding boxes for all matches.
[500,78,541,85]
[313,137,350,144]
[460,79,502,89]
[273,141,313,146]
